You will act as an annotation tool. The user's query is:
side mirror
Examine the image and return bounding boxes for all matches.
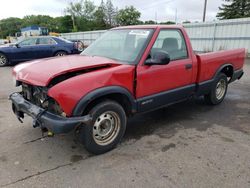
[145,51,170,65]
[15,44,20,48]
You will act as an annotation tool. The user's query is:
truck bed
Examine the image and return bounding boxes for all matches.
[196,48,246,83]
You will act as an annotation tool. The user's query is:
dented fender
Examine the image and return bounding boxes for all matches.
[48,64,135,116]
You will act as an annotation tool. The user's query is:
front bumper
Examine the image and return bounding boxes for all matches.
[9,93,92,134]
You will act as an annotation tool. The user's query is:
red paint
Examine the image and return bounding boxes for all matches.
[196,48,245,82]
[48,64,135,116]
[13,55,122,86]
[13,25,246,116]
[136,26,198,98]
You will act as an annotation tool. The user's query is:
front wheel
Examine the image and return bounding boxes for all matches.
[204,73,228,105]
[79,100,127,155]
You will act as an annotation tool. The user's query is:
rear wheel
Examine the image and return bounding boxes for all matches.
[79,100,127,155]
[0,53,8,67]
[54,51,67,56]
[204,73,228,105]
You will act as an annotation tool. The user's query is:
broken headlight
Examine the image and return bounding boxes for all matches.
[21,84,65,116]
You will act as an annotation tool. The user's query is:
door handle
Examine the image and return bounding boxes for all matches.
[185,64,192,70]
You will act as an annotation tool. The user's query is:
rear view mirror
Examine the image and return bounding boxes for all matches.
[145,51,170,65]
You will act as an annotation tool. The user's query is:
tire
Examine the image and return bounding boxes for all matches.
[0,53,8,67]
[54,51,67,56]
[204,73,228,105]
[79,100,127,155]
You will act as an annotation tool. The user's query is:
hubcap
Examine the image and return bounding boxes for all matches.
[215,79,226,100]
[93,111,120,146]
[0,55,7,65]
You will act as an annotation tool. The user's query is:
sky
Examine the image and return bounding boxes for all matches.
[0,0,224,23]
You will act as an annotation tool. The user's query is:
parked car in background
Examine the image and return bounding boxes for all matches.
[0,36,81,67]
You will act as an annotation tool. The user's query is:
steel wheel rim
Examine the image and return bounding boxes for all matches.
[216,79,226,100]
[93,111,120,146]
[0,55,7,65]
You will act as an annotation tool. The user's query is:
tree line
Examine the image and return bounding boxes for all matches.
[0,0,249,39]
[0,0,146,38]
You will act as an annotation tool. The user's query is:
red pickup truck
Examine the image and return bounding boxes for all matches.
[10,25,245,154]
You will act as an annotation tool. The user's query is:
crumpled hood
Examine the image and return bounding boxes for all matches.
[13,55,122,86]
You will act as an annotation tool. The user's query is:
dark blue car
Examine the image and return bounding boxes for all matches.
[0,36,80,67]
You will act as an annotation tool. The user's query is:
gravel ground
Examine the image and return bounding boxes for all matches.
[0,59,250,188]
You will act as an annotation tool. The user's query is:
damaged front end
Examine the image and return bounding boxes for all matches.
[22,83,65,116]
[9,83,91,134]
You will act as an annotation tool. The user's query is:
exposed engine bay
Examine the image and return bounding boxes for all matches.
[22,83,65,116]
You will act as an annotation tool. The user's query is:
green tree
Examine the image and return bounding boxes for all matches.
[65,1,82,31]
[93,0,107,29]
[65,0,96,31]
[217,0,250,19]
[144,20,157,24]
[82,0,96,20]
[0,17,22,38]
[105,0,117,27]
[160,21,176,25]
[182,20,191,24]
[116,6,141,26]
[55,16,73,33]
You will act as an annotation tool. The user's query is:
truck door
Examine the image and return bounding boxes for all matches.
[136,29,194,112]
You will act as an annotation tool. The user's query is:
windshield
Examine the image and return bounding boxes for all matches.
[81,29,153,64]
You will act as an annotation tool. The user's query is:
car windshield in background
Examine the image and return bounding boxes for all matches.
[81,29,153,64]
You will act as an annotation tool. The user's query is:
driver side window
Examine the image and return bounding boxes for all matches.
[19,38,37,46]
[152,29,188,61]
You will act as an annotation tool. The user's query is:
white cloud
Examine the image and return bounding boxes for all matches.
[0,0,223,22]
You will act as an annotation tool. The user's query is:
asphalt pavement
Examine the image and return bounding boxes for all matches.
[0,59,250,188]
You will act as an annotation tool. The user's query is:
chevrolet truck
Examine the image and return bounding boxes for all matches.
[9,25,245,154]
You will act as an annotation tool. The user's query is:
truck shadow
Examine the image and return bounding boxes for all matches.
[124,97,215,140]
[124,93,250,141]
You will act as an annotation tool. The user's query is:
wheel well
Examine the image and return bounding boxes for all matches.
[83,93,133,117]
[220,65,233,79]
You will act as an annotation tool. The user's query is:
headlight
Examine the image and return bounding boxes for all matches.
[33,86,48,106]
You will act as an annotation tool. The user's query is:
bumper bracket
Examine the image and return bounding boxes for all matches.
[9,93,92,134]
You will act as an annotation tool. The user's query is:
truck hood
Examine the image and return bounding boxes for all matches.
[13,55,123,86]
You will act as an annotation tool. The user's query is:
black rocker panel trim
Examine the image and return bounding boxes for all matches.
[137,84,196,113]
[72,86,137,116]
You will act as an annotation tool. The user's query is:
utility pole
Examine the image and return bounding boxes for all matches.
[203,0,208,22]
